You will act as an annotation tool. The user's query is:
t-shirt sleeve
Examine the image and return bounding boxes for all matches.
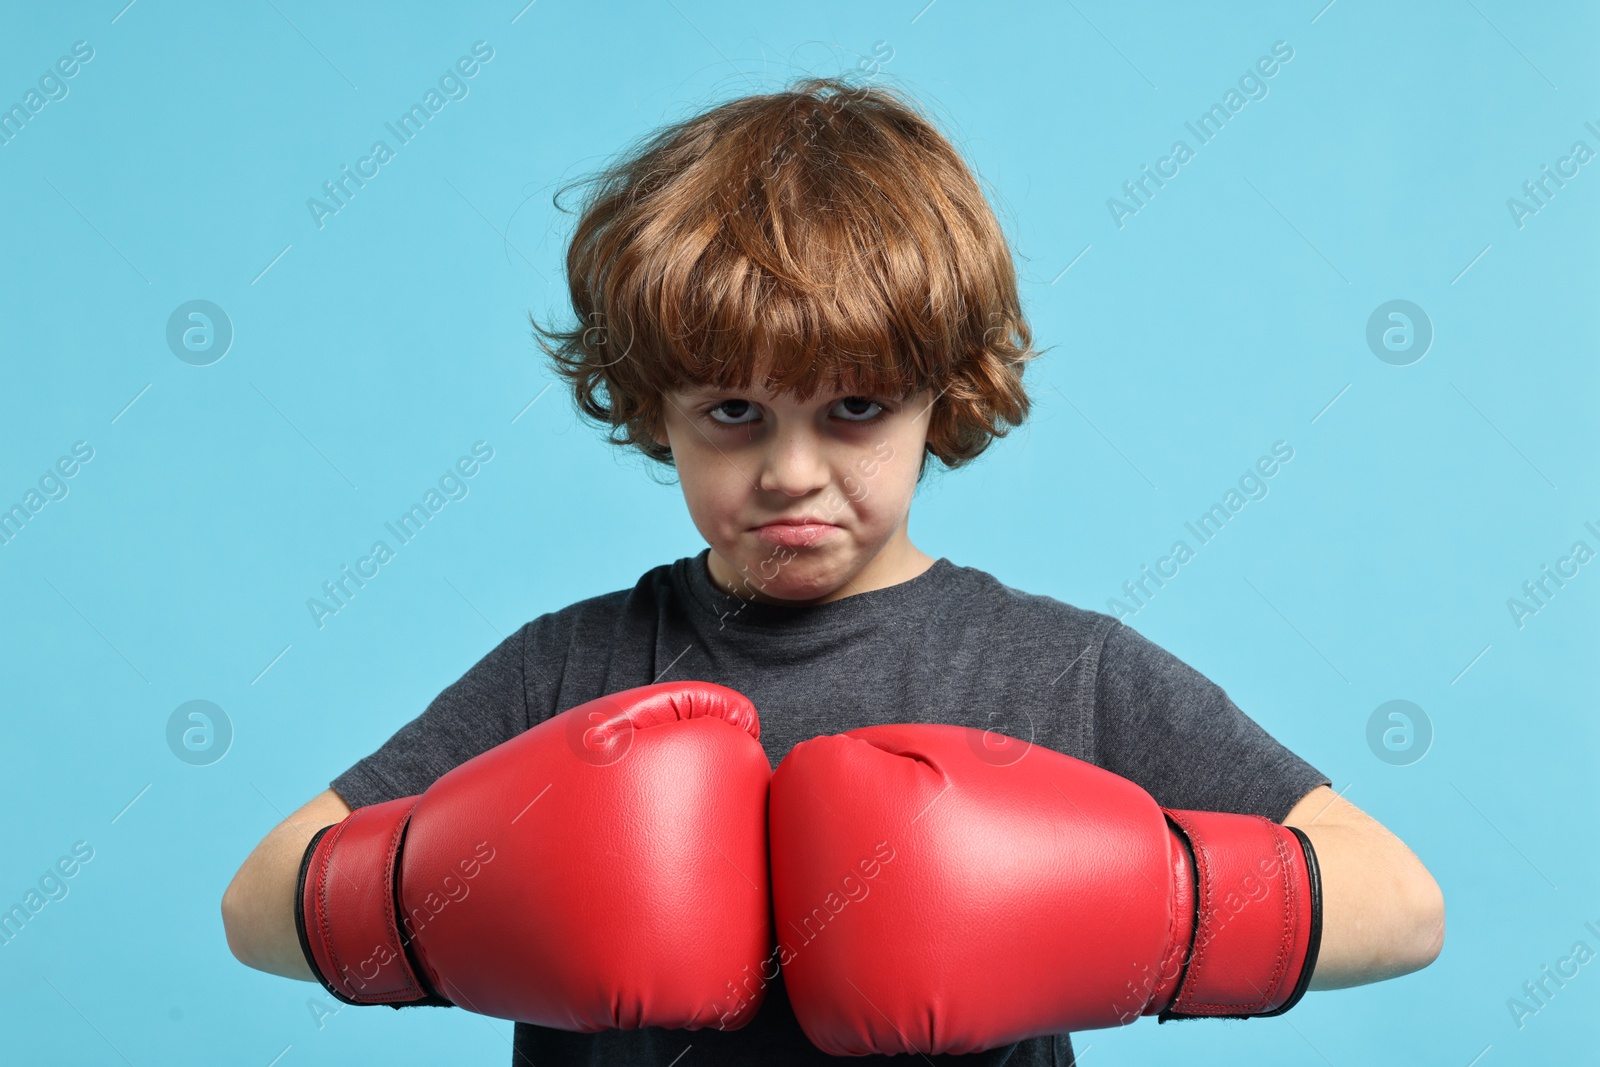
[329,618,562,810]
[1090,620,1330,822]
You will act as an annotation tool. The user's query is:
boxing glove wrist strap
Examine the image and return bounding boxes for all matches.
[294,796,448,1008]
[1153,809,1322,1020]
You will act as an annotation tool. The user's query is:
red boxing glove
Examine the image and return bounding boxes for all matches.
[296,681,772,1031]
[769,724,1322,1056]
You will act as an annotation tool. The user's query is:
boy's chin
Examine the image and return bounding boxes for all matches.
[714,543,860,605]
[756,572,847,605]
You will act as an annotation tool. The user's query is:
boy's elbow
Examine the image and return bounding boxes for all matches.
[1401,869,1446,974]
[220,876,261,970]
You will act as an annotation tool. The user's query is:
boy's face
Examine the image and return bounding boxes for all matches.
[655,375,935,606]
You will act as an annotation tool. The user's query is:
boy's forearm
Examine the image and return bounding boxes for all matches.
[1285,788,1445,990]
[223,804,349,981]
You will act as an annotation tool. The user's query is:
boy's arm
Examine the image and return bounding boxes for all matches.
[1283,785,1445,990]
[221,788,353,981]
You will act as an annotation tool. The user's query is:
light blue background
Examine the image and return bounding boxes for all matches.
[2,1,1595,1063]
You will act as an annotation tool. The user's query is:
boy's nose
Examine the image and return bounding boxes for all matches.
[757,428,830,497]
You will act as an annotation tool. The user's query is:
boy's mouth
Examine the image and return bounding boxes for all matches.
[751,518,840,548]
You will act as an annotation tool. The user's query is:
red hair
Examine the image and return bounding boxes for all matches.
[532,76,1037,475]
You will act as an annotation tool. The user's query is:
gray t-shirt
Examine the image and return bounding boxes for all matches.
[332,549,1329,1067]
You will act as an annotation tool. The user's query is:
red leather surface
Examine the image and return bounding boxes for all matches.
[308,681,773,1030]
[403,681,772,1029]
[769,724,1177,1056]
[1158,808,1316,1016]
[770,724,1319,1055]
[1147,822,1195,1015]
[301,795,425,1003]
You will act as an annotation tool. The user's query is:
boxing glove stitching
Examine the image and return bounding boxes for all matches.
[1166,814,1306,1016]
[1184,818,1291,1014]
[310,817,358,999]
[1188,820,1291,1014]
[1264,826,1296,1009]
[1239,819,1294,1014]
[300,806,432,1006]
[1251,825,1323,1018]
[1183,817,1217,1008]
[386,807,451,1007]
[375,802,427,1003]
[1153,815,1199,1019]
[295,823,359,1006]
[315,806,422,1005]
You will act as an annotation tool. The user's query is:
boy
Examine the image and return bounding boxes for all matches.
[223,76,1444,1065]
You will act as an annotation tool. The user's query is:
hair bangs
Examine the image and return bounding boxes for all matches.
[534,75,1038,474]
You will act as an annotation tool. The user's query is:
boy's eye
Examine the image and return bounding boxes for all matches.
[831,397,884,422]
[703,396,887,426]
[706,399,759,425]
